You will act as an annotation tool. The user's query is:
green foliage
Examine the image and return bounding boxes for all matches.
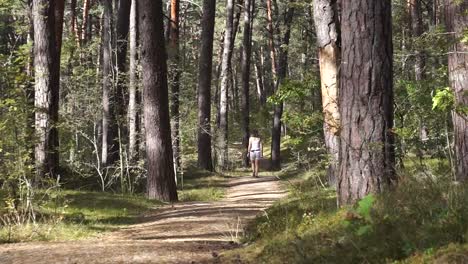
[228,163,468,263]
[0,190,162,243]
[432,87,455,112]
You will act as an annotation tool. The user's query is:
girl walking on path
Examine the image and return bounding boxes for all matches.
[248,129,263,177]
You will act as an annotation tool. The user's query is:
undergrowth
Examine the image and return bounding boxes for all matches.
[222,160,468,263]
[0,169,229,243]
[0,191,162,243]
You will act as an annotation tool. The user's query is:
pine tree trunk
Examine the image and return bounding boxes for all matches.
[445,0,468,180]
[313,0,340,187]
[138,0,178,201]
[217,0,235,170]
[197,0,216,171]
[128,0,139,162]
[32,0,63,180]
[70,0,80,45]
[241,0,254,167]
[270,3,294,171]
[101,0,118,166]
[82,0,91,43]
[338,0,396,205]
[168,0,181,174]
[116,0,131,136]
[253,45,266,104]
[50,0,64,177]
[410,0,425,81]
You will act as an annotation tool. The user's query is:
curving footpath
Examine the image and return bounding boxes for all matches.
[0,176,286,264]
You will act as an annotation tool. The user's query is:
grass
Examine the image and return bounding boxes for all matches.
[0,190,162,243]
[177,166,229,201]
[0,168,231,243]
[220,158,468,263]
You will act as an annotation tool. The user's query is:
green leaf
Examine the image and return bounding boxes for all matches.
[356,194,375,222]
[432,87,454,111]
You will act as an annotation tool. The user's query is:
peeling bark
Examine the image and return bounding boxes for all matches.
[313,0,340,187]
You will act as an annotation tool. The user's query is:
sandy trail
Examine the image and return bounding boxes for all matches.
[0,176,286,264]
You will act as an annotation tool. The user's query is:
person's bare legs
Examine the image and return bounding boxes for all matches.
[254,159,259,177]
[251,158,255,177]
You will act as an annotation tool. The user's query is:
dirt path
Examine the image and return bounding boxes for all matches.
[0,176,286,264]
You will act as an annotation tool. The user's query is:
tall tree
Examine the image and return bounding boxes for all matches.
[269,0,294,171]
[313,0,340,186]
[197,0,216,171]
[338,0,396,205]
[70,0,79,45]
[101,0,118,166]
[32,0,64,179]
[116,0,131,131]
[240,0,255,167]
[253,45,266,104]
[168,0,181,174]
[128,0,139,162]
[217,0,236,170]
[410,0,425,81]
[445,0,468,180]
[138,0,178,201]
[81,0,91,43]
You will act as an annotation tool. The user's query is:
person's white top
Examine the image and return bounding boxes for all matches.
[250,137,261,151]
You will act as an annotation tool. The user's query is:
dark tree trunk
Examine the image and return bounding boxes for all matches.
[313,0,340,187]
[197,0,216,171]
[70,0,80,46]
[32,0,63,180]
[50,0,64,176]
[26,0,35,168]
[445,0,468,180]
[217,0,235,170]
[138,0,178,201]
[270,3,294,171]
[101,0,118,166]
[128,0,139,162]
[82,0,91,43]
[241,0,254,167]
[168,0,181,174]
[338,0,396,205]
[116,0,131,135]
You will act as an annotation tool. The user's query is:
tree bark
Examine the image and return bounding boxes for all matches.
[241,0,254,167]
[197,0,216,171]
[338,0,396,205]
[128,0,139,162]
[116,0,131,133]
[253,45,266,104]
[101,0,118,166]
[32,0,63,179]
[410,0,425,81]
[270,2,294,171]
[168,0,181,174]
[313,0,340,187]
[81,0,91,43]
[445,0,468,180]
[217,0,236,170]
[138,0,178,201]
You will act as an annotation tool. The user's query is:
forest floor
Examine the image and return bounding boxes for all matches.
[0,175,286,264]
